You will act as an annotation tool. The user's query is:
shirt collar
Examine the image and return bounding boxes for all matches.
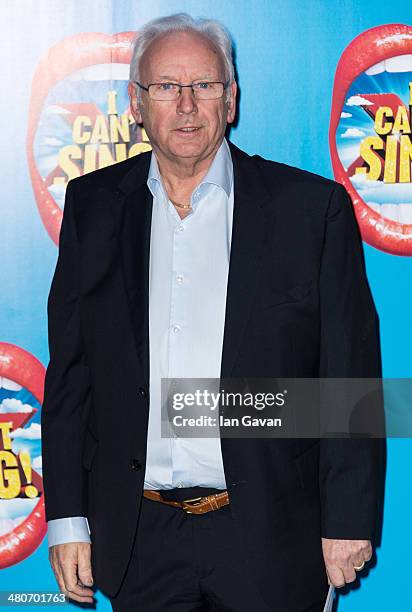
[147,137,233,201]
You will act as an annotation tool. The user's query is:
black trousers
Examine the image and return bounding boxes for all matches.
[109,486,273,612]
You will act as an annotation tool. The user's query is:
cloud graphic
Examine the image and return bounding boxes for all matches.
[10,423,41,440]
[42,136,64,147]
[341,128,366,139]
[46,105,72,115]
[346,95,373,107]
[0,398,33,414]
[341,111,353,118]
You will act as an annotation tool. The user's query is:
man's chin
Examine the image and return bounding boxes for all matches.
[167,143,210,161]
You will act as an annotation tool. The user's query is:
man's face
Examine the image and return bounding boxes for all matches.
[128,31,237,165]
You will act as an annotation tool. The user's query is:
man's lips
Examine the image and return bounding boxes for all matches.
[329,24,412,256]
[174,126,203,134]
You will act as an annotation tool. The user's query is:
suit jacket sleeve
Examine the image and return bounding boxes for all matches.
[318,183,384,541]
[41,179,92,521]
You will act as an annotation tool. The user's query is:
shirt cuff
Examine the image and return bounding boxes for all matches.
[47,516,91,547]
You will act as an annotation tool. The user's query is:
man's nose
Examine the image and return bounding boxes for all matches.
[176,86,198,114]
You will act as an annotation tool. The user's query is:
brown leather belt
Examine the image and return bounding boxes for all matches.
[143,489,230,514]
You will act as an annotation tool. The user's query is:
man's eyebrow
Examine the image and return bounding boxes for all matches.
[156,75,179,81]
[154,74,218,82]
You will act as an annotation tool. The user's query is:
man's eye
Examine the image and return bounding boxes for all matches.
[157,83,177,91]
[195,82,212,89]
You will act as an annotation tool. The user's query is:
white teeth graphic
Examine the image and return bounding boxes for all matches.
[385,54,412,72]
[350,178,412,223]
[0,517,23,537]
[367,203,412,223]
[0,377,22,391]
[67,63,130,81]
[365,53,412,75]
[365,60,385,75]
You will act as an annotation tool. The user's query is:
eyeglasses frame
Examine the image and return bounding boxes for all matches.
[134,79,230,100]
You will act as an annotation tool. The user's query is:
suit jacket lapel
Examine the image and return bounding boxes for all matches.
[112,153,152,389]
[220,143,273,379]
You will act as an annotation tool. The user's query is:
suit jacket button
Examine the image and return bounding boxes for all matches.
[131,459,142,471]
[138,387,148,398]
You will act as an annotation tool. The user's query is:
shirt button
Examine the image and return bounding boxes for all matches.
[176,274,184,284]
[138,387,148,398]
[131,459,142,471]
[172,325,181,334]
[176,224,184,233]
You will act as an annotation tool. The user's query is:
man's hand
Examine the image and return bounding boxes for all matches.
[49,542,94,604]
[321,538,372,587]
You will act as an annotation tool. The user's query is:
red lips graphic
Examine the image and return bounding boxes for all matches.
[330,24,412,256]
[26,32,140,245]
[0,343,46,568]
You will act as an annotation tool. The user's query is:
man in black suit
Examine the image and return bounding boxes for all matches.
[42,13,384,612]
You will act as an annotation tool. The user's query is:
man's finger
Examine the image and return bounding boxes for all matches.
[325,568,332,586]
[352,555,366,570]
[351,542,372,569]
[65,588,94,604]
[61,563,94,599]
[49,557,67,596]
[64,578,94,605]
[77,544,94,587]
[53,572,67,599]
[364,543,373,563]
[351,540,372,558]
[325,565,346,588]
[341,563,357,584]
[52,570,75,604]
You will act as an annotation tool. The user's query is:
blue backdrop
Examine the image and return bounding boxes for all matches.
[0,1,411,610]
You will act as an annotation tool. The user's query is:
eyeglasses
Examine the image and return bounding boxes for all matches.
[134,80,228,101]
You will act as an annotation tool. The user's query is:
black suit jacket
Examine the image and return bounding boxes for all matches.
[42,141,384,610]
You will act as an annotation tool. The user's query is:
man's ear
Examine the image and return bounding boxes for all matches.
[226,80,237,125]
[128,81,143,124]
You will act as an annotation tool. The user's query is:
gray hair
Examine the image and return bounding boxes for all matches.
[129,13,235,97]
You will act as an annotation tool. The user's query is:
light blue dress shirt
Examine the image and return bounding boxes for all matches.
[47,138,234,546]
